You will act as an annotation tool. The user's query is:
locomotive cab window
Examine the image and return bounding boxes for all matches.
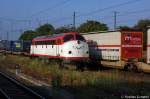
[76,35,85,42]
[63,35,74,42]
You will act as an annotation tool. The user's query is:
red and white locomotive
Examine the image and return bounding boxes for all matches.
[30,32,89,65]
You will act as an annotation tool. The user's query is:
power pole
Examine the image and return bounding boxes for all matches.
[73,11,76,31]
[114,11,117,31]
[36,19,41,27]
[28,20,31,29]
[0,20,3,40]
[0,32,1,40]
[7,32,9,40]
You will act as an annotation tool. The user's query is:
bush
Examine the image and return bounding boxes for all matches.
[51,65,62,88]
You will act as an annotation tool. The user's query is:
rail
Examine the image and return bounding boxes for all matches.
[0,72,45,99]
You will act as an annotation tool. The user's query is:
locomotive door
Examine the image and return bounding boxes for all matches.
[31,41,35,54]
[56,39,61,56]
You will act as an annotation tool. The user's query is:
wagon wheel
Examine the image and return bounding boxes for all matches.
[130,64,138,72]
[124,63,138,72]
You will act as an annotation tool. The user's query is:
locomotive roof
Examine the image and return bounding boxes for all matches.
[80,30,142,35]
[35,33,65,39]
[33,32,78,40]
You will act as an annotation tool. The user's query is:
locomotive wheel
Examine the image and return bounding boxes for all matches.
[59,60,64,69]
[76,62,84,71]
[44,57,50,64]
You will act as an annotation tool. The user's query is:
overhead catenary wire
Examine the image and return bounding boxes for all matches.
[1,7,150,30]
[29,0,71,18]
[0,0,142,24]
[76,0,141,17]
[105,16,150,27]
[117,8,150,17]
[45,0,142,24]
[0,0,148,37]
[0,0,71,33]
[78,8,150,27]
[52,8,150,29]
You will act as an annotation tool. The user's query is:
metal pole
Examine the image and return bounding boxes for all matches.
[7,32,9,40]
[73,11,76,31]
[114,11,117,31]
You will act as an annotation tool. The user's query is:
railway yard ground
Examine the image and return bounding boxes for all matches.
[0,54,150,99]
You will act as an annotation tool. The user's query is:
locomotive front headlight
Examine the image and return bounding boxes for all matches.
[86,51,89,54]
[77,40,80,44]
[68,51,72,54]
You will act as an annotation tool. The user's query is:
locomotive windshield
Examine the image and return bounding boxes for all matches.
[76,35,85,41]
[63,34,85,42]
[63,34,74,42]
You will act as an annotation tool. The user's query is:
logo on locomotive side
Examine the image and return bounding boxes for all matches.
[124,33,131,44]
[73,46,84,49]
[124,33,141,44]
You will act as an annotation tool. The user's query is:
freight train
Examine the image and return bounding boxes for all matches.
[82,31,143,71]
[1,29,150,72]
[0,40,31,53]
[0,32,89,67]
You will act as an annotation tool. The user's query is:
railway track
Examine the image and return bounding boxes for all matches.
[0,72,45,99]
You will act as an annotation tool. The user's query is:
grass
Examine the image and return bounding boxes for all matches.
[0,54,150,99]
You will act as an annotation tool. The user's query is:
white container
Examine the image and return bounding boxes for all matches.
[82,31,143,61]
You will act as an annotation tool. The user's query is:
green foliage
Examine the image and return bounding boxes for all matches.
[19,24,55,40]
[19,30,37,41]
[51,66,62,88]
[134,19,150,31]
[55,26,72,33]
[77,20,108,33]
[118,26,135,31]
[36,24,55,36]
[1,55,150,99]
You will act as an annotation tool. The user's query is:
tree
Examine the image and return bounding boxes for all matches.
[118,26,134,31]
[134,19,150,50]
[19,30,37,41]
[134,19,150,31]
[77,20,108,33]
[36,24,55,36]
[55,26,73,33]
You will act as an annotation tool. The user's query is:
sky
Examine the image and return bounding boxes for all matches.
[0,0,150,40]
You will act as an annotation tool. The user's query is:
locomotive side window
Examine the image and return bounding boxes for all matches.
[35,40,56,45]
[76,35,85,41]
[63,35,74,42]
[46,40,56,45]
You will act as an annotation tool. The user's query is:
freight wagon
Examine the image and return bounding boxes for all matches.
[0,40,8,50]
[82,31,143,70]
[22,41,31,52]
[0,40,31,53]
[6,41,23,52]
[147,29,150,64]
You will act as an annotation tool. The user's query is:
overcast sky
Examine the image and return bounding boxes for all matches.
[0,0,150,40]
